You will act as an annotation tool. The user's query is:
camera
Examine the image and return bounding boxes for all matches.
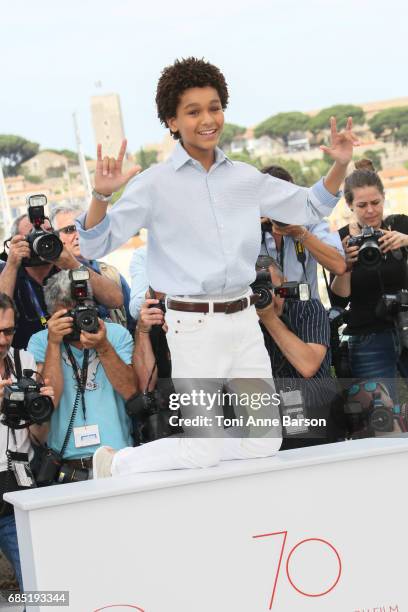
[348,225,384,268]
[343,381,407,438]
[251,258,310,309]
[64,268,99,341]
[22,194,63,267]
[35,448,89,486]
[126,389,183,445]
[327,307,352,379]
[376,289,408,349]
[1,372,53,429]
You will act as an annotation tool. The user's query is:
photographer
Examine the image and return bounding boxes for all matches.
[0,293,53,591]
[260,166,346,300]
[50,203,133,332]
[257,259,344,449]
[330,159,408,404]
[0,200,124,350]
[26,270,136,483]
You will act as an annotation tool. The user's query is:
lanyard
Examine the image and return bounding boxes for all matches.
[25,279,48,327]
[294,240,308,282]
[63,343,89,421]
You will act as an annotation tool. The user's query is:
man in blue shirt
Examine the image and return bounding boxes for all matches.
[259,165,346,300]
[28,270,136,478]
[78,57,358,474]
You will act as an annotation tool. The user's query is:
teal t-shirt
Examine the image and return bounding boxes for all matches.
[28,323,133,459]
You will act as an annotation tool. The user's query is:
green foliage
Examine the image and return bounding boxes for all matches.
[228,151,262,169]
[254,112,310,142]
[355,148,386,171]
[46,165,65,178]
[25,175,42,184]
[135,147,158,170]
[262,155,332,187]
[395,124,408,146]
[368,106,408,139]
[309,104,365,133]
[219,123,246,147]
[45,148,79,163]
[0,135,39,176]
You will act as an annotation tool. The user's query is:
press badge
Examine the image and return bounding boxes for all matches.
[279,389,309,435]
[9,451,36,488]
[73,425,100,448]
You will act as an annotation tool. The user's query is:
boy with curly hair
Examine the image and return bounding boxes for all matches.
[78,57,357,476]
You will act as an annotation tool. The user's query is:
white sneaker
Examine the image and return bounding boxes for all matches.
[92,446,115,479]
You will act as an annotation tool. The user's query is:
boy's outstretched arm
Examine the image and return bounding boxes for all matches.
[85,140,141,229]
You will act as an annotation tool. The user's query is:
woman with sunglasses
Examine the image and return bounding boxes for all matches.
[330,159,408,405]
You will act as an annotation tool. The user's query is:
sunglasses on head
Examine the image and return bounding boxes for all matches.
[58,224,77,235]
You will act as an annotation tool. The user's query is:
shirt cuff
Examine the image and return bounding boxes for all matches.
[311,178,342,208]
[76,212,111,259]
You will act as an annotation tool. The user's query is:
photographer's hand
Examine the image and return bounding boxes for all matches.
[138,298,165,333]
[47,309,73,345]
[342,235,359,271]
[80,319,109,352]
[40,378,55,404]
[7,235,30,268]
[0,378,13,406]
[379,229,408,253]
[52,245,81,270]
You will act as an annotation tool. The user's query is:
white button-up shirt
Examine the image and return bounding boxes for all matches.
[77,143,340,296]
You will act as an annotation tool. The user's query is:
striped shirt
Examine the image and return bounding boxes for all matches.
[262,299,338,440]
[77,142,340,296]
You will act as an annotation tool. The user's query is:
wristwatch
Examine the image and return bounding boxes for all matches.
[92,188,113,203]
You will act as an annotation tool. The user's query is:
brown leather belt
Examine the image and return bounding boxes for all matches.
[64,457,93,470]
[166,294,259,314]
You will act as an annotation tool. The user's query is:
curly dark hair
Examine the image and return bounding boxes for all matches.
[155,57,229,140]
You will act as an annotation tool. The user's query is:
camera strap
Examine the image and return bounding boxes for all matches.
[294,240,308,281]
[25,279,48,327]
[63,343,89,421]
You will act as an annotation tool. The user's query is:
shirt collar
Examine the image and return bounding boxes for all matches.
[171,141,232,171]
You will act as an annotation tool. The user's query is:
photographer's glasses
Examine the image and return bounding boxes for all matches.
[0,327,16,337]
[58,224,77,235]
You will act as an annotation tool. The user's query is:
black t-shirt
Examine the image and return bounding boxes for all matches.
[0,263,58,350]
[330,215,408,335]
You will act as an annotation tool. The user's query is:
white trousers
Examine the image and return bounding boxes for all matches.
[112,297,282,476]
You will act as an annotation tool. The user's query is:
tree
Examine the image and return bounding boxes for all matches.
[309,104,365,133]
[395,124,408,146]
[254,112,310,143]
[135,147,158,170]
[354,148,386,171]
[368,106,408,140]
[219,123,246,148]
[228,151,261,169]
[0,135,39,176]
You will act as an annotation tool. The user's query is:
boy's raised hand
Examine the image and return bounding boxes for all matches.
[94,139,142,196]
[320,117,360,166]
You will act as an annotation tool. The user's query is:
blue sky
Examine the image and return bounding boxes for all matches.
[0,0,406,157]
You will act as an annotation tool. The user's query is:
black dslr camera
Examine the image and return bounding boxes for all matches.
[126,387,183,445]
[251,256,310,309]
[1,371,53,429]
[22,194,63,266]
[348,225,384,268]
[64,267,99,341]
[327,306,352,379]
[376,289,408,349]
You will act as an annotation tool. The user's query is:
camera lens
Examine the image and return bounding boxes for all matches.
[369,406,393,432]
[27,394,53,424]
[358,240,382,267]
[33,233,63,261]
[77,309,98,332]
